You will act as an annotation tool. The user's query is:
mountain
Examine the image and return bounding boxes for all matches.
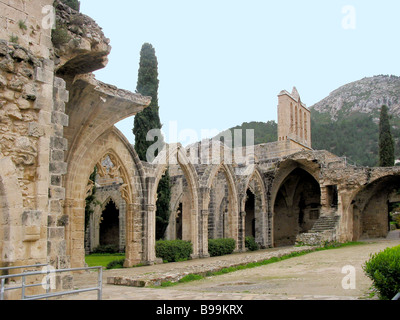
[311,75,400,121]
[310,75,400,167]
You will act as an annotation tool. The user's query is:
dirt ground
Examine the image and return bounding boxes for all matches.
[65,237,400,300]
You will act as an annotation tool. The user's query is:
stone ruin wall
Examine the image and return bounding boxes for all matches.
[0,0,72,271]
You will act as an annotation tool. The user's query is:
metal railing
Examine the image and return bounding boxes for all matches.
[0,265,103,300]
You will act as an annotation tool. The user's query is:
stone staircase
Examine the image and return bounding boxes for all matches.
[310,216,340,233]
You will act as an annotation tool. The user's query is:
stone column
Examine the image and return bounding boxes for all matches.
[200,210,210,258]
[124,203,142,267]
[63,198,86,268]
[190,208,199,259]
[255,211,268,249]
[238,211,246,252]
[320,186,330,216]
[145,204,157,265]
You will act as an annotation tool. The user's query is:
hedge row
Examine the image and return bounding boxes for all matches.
[208,238,236,257]
[156,240,193,263]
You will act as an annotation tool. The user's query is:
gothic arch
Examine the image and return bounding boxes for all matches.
[202,163,240,253]
[149,144,200,258]
[272,165,321,247]
[64,127,145,267]
[270,157,321,212]
[239,166,269,248]
[346,173,400,241]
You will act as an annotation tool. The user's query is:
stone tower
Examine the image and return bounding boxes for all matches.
[277,87,312,148]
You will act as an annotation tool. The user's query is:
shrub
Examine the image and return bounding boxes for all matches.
[92,244,119,254]
[245,236,259,252]
[155,240,193,263]
[106,258,125,270]
[51,21,71,47]
[208,238,236,257]
[363,245,400,300]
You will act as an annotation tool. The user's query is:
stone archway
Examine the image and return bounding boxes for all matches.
[64,128,145,268]
[200,163,240,255]
[273,167,321,247]
[241,168,268,249]
[350,175,400,241]
[148,144,200,261]
[245,189,256,238]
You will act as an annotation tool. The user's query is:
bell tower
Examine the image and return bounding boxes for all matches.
[277,87,312,148]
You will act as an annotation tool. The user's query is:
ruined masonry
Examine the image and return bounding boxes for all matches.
[1,1,399,296]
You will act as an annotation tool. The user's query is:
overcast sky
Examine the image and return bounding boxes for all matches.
[80,0,400,146]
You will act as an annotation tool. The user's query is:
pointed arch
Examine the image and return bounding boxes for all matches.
[150,144,200,257]
[64,127,145,267]
[201,163,240,251]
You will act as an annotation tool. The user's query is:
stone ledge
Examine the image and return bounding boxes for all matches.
[106,246,317,288]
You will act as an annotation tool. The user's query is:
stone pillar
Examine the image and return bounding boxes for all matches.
[255,212,268,249]
[64,198,85,268]
[124,203,142,267]
[200,210,210,258]
[238,211,246,252]
[190,208,199,259]
[145,204,157,265]
[320,186,330,217]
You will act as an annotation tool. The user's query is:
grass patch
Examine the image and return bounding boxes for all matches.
[85,253,125,268]
[156,241,365,288]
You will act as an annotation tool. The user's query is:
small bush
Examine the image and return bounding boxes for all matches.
[245,236,259,252]
[363,245,400,300]
[155,240,193,263]
[92,244,119,254]
[9,34,19,44]
[208,238,236,257]
[106,258,125,270]
[51,21,71,47]
[18,20,27,31]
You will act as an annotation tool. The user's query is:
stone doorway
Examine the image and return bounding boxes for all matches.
[273,168,321,247]
[352,175,400,240]
[245,190,256,238]
[99,200,120,250]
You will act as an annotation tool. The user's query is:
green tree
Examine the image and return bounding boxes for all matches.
[379,105,395,167]
[133,43,171,240]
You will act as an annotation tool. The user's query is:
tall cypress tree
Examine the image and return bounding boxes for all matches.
[133,43,171,240]
[379,105,395,167]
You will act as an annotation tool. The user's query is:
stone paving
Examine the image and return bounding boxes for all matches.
[59,235,400,301]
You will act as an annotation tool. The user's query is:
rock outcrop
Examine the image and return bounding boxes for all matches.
[311,75,400,121]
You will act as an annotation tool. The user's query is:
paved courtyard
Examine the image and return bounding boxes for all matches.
[62,232,400,301]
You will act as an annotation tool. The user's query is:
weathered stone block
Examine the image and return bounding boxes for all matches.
[50,136,68,151]
[49,162,68,175]
[34,66,53,84]
[51,111,69,126]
